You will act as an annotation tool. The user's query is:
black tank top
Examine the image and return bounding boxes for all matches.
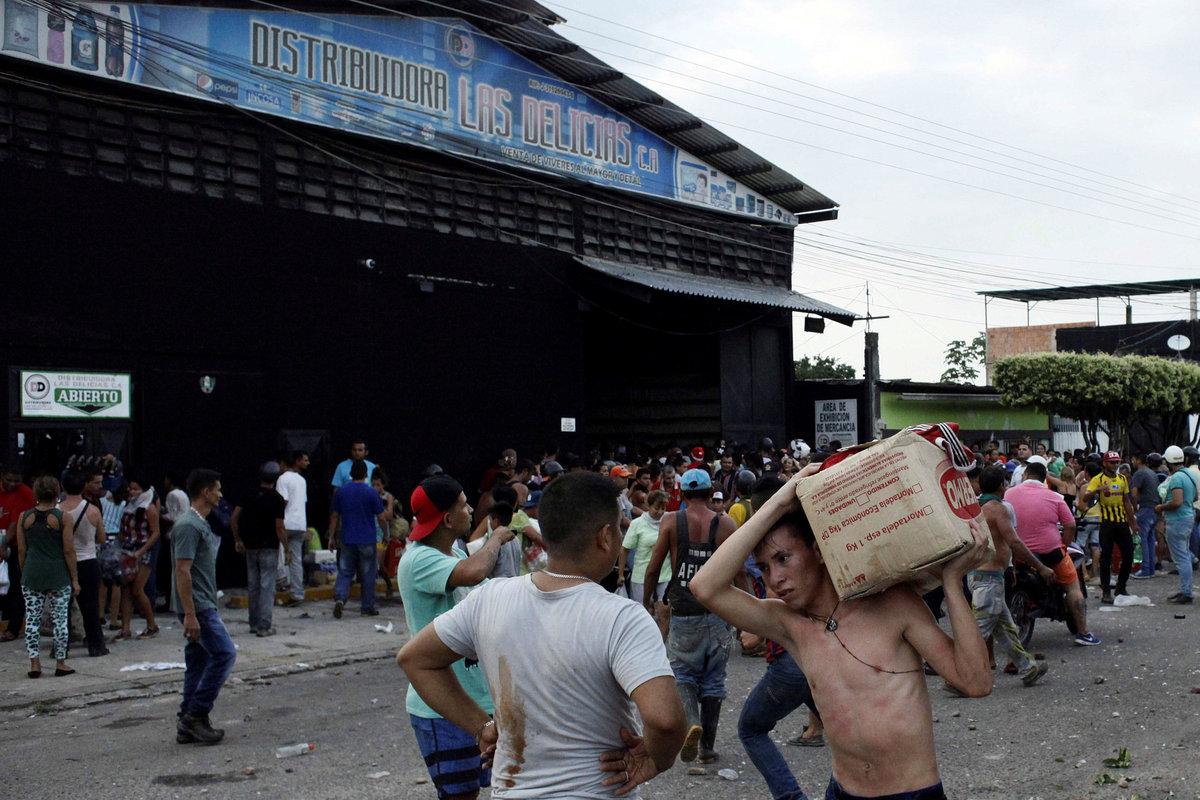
[667,509,720,617]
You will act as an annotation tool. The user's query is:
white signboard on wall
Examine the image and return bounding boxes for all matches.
[815,398,857,448]
[20,371,132,418]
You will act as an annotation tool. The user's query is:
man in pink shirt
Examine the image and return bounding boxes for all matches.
[1005,461,1098,646]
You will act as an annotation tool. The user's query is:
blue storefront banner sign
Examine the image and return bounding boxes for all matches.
[1,0,797,224]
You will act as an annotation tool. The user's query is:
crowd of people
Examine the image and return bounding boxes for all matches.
[976,439,1200,607]
[391,435,1200,800]
[4,430,1198,798]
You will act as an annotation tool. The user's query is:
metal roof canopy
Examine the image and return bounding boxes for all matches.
[980,279,1200,303]
[576,256,855,325]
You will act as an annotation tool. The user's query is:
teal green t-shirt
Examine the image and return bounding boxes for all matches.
[171,512,218,613]
[1164,470,1198,522]
[398,542,494,718]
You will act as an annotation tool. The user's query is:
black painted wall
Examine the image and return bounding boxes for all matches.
[2,163,585,500]
[1056,320,1200,360]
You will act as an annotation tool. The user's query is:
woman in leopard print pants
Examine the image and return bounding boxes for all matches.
[17,476,79,679]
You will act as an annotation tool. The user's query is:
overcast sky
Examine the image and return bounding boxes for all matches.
[553,0,1200,381]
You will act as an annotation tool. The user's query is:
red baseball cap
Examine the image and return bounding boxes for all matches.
[610,465,631,478]
[409,475,464,541]
[1103,450,1121,462]
[691,446,705,462]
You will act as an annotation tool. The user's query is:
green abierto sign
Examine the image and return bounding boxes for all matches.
[53,387,124,415]
[20,371,133,419]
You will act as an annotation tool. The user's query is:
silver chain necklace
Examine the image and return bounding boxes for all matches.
[540,569,592,582]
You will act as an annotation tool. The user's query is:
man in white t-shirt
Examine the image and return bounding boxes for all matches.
[1009,442,1032,485]
[275,451,310,607]
[398,471,687,799]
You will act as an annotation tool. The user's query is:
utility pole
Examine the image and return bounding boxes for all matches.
[863,282,882,441]
[864,330,880,441]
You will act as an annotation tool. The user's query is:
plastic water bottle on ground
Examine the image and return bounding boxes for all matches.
[276,743,314,758]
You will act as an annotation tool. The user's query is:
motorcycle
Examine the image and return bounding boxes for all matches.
[1005,543,1087,647]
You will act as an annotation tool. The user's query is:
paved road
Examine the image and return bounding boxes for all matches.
[2,575,1196,799]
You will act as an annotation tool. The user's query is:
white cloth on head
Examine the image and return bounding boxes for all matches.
[164,488,189,524]
[123,485,155,517]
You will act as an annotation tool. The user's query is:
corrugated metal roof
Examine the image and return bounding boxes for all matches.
[981,279,1200,303]
[577,256,855,324]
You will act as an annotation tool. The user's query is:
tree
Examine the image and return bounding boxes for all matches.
[992,351,1200,452]
[941,332,987,384]
[794,355,856,380]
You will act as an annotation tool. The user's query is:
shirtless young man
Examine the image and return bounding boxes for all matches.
[690,470,992,800]
[967,466,1054,689]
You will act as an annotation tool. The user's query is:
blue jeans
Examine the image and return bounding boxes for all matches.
[335,544,378,611]
[178,608,237,718]
[667,612,733,699]
[1166,517,1193,598]
[245,548,278,631]
[738,651,818,800]
[1135,508,1157,574]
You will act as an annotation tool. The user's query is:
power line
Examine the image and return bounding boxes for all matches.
[249,0,1200,238]
[703,117,1200,243]
[601,71,1200,227]
[548,0,1200,209]
[798,230,1200,315]
[829,234,1195,271]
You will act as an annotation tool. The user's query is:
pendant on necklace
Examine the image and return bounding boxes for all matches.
[825,617,838,632]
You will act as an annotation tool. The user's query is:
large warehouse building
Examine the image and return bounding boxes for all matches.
[1,0,850,503]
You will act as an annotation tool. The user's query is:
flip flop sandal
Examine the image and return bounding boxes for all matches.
[1,631,18,642]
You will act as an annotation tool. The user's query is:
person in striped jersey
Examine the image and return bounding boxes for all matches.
[1083,451,1139,605]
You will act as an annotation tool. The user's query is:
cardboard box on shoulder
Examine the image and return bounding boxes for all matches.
[795,428,986,601]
